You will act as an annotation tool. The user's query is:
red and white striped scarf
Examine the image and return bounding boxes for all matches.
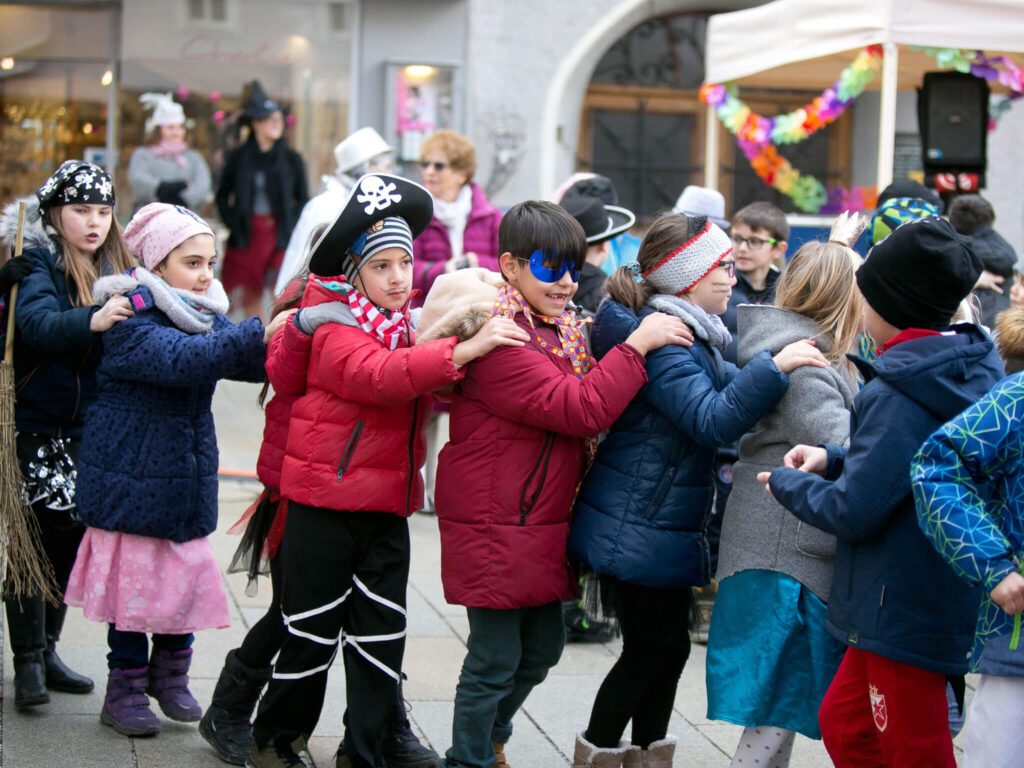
[317,278,411,350]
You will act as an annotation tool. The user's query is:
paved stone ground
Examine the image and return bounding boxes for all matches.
[0,382,971,766]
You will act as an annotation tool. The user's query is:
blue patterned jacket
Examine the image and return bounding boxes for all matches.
[913,372,1024,674]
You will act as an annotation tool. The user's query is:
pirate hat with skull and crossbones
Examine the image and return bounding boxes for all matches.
[307,173,433,277]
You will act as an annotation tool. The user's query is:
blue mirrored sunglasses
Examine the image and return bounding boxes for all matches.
[520,249,581,283]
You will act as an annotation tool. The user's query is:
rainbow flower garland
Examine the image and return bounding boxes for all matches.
[700,45,883,213]
[703,45,1024,214]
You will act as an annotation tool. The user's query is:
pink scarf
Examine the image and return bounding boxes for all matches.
[148,140,190,168]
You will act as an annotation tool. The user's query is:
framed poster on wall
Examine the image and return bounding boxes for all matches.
[385,61,462,165]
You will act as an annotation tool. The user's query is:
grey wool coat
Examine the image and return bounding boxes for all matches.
[127,146,211,212]
[716,304,856,601]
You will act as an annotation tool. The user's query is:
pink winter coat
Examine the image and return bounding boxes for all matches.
[412,183,501,307]
[435,313,649,610]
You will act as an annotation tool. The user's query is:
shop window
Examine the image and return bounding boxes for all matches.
[0,3,117,204]
[183,0,236,29]
[328,2,351,33]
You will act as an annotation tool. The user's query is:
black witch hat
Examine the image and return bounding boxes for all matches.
[241,80,281,122]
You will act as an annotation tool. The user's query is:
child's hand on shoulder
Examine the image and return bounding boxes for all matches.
[263,309,297,344]
[772,339,829,373]
[90,295,134,333]
[453,317,531,366]
[991,570,1024,616]
[756,444,829,494]
[624,312,693,356]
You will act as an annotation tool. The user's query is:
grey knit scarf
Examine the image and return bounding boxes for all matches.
[93,268,229,334]
[648,294,732,352]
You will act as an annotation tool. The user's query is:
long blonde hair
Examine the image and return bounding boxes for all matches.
[46,208,136,307]
[773,241,862,372]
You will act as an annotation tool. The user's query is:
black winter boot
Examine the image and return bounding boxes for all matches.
[6,593,50,708]
[43,602,94,693]
[201,648,272,765]
[334,681,439,768]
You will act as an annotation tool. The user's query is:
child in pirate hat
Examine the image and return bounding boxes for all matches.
[247,173,531,768]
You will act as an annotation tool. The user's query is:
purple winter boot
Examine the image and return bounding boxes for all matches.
[147,648,203,722]
[101,667,161,737]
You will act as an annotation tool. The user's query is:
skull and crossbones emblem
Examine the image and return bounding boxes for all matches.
[356,176,402,215]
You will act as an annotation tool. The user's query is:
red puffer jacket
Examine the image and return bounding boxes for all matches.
[257,318,312,490]
[280,280,465,515]
[435,314,649,609]
[257,280,314,490]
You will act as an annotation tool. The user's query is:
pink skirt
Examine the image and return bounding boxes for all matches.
[65,528,230,634]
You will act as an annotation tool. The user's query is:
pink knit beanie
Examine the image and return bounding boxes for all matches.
[123,203,215,271]
[642,218,733,296]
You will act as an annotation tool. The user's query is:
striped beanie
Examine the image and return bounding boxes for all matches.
[343,215,414,282]
[642,217,733,296]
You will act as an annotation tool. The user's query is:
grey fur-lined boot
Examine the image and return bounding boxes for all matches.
[573,732,633,768]
[622,736,677,767]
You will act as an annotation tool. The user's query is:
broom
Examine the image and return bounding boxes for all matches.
[0,201,57,602]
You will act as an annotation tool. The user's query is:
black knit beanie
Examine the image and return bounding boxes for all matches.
[856,216,981,331]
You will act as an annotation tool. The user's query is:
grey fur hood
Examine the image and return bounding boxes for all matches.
[93,267,229,334]
[1,197,56,255]
[737,304,833,366]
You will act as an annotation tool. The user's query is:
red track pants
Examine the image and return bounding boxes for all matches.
[819,647,956,768]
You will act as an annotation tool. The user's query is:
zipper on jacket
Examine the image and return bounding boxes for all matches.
[405,405,419,515]
[643,466,676,520]
[518,432,555,526]
[336,419,365,482]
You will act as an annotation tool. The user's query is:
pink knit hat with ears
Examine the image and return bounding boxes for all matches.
[642,218,733,296]
[123,203,215,271]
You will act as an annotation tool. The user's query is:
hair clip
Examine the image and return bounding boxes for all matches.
[626,261,644,284]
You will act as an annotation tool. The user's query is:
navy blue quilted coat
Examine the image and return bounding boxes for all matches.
[769,326,1003,674]
[76,285,266,542]
[14,244,102,439]
[569,300,789,588]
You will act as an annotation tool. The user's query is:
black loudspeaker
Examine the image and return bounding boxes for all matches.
[918,71,990,173]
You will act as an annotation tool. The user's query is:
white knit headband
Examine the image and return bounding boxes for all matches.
[642,221,733,296]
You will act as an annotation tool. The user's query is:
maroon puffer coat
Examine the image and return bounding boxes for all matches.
[435,313,648,609]
[412,183,501,307]
[279,280,465,515]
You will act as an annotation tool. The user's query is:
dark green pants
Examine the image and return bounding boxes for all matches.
[443,601,566,767]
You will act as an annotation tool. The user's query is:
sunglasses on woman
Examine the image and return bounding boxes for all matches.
[419,160,448,172]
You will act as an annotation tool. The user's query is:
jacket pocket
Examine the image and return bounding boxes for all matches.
[519,432,555,526]
[643,466,676,520]
[336,419,365,482]
[795,520,836,560]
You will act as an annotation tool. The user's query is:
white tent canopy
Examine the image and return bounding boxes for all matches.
[706,0,1024,84]
[702,0,1024,191]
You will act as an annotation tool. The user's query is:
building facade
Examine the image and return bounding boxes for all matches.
[2,0,1022,249]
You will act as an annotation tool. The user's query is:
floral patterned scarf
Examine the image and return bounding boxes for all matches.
[491,283,592,379]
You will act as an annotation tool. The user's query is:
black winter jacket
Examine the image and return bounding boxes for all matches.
[215,136,308,250]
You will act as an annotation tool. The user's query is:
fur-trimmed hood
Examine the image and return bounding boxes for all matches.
[1,197,55,255]
[93,267,229,334]
[417,267,503,343]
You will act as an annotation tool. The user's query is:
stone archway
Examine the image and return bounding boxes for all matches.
[537,0,762,196]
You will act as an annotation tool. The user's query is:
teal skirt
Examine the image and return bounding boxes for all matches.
[705,569,844,739]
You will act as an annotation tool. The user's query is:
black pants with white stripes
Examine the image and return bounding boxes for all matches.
[252,503,410,768]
